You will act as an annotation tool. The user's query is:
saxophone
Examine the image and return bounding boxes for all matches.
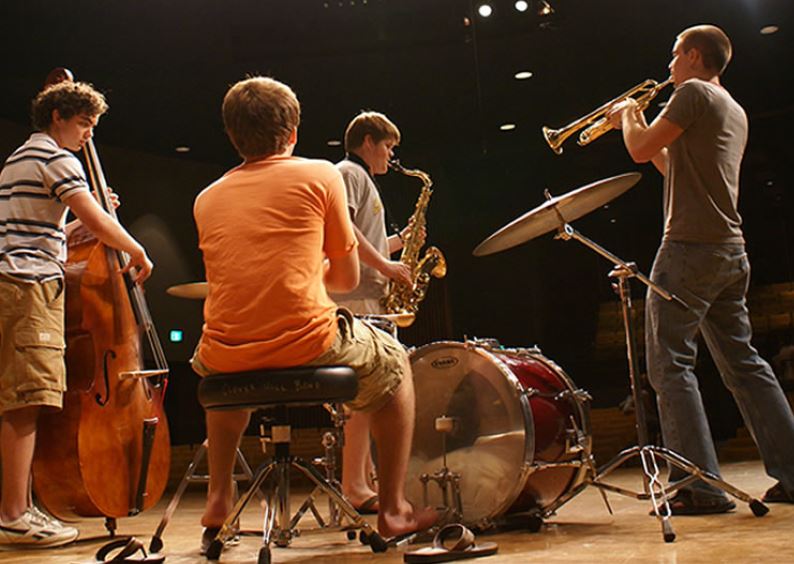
[381,160,447,326]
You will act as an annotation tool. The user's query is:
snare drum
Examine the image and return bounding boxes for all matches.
[405,339,591,527]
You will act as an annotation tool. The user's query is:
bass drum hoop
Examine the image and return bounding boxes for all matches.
[407,340,536,525]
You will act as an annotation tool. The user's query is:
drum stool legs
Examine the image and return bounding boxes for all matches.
[197,366,387,563]
[149,440,256,553]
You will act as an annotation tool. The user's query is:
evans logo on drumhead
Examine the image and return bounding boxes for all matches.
[431,356,459,369]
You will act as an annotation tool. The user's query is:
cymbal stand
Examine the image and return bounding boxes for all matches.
[538,222,768,542]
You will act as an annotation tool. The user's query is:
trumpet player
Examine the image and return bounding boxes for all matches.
[608,24,794,513]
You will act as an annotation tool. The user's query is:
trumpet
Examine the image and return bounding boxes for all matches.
[542,77,673,155]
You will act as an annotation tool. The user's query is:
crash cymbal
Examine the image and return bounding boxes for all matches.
[166,282,208,299]
[473,172,642,257]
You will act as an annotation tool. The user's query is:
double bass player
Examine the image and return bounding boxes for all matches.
[0,80,153,548]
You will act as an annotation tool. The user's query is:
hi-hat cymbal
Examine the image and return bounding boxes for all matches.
[166,282,208,299]
[473,172,642,257]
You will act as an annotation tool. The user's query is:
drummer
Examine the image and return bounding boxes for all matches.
[191,76,436,545]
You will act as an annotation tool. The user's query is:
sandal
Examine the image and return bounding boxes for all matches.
[404,523,498,563]
[354,494,380,515]
[95,537,165,563]
[651,489,736,516]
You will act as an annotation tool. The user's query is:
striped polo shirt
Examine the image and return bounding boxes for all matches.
[0,132,90,283]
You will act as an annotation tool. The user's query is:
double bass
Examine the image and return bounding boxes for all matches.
[32,69,170,533]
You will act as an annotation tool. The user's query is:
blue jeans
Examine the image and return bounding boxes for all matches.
[646,241,794,496]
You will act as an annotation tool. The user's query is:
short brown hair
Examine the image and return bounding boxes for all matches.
[31,81,108,131]
[344,111,400,152]
[679,25,732,76]
[222,76,301,160]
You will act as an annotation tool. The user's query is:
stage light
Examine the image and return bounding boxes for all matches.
[515,1,529,12]
[478,4,493,18]
[537,0,554,16]
[175,146,191,153]
[514,71,533,80]
[760,25,779,35]
[500,123,516,131]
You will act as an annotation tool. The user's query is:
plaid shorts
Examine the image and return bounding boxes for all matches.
[0,277,66,415]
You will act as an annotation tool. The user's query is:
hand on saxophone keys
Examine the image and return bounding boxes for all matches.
[381,260,413,286]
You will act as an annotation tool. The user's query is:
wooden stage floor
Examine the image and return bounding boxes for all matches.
[1,460,792,563]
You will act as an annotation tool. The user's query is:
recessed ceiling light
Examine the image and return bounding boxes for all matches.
[499,123,516,131]
[175,146,191,153]
[514,71,533,80]
[514,0,529,12]
[327,139,342,147]
[478,4,493,17]
[760,25,779,35]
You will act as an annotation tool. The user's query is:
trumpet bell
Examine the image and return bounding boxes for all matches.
[542,126,564,155]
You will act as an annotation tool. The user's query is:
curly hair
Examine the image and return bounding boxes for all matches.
[222,76,301,160]
[31,81,108,131]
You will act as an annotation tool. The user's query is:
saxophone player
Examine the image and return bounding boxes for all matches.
[330,111,414,315]
[329,111,420,514]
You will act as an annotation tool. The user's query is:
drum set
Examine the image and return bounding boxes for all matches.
[167,171,767,543]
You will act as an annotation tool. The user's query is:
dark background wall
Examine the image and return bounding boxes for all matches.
[1,0,793,442]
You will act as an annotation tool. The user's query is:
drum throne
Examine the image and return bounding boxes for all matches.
[196,366,387,563]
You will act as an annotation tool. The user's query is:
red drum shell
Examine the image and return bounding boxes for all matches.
[406,340,590,526]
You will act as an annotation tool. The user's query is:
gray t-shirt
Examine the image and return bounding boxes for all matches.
[658,78,747,244]
[329,158,389,302]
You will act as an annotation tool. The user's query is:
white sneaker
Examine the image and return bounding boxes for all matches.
[0,506,79,549]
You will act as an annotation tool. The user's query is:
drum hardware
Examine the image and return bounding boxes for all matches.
[419,416,464,524]
[474,177,769,540]
[166,281,208,299]
[406,339,592,531]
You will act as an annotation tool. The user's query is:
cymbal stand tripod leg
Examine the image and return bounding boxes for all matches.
[545,223,768,542]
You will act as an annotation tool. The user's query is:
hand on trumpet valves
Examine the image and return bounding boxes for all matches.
[606,98,639,130]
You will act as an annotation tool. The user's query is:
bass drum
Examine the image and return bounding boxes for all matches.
[405,339,591,528]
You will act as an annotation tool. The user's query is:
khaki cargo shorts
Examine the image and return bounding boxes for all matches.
[308,309,406,412]
[0,277,66,415]
[191,309,407,413]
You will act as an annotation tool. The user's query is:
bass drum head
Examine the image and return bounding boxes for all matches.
[406,341,533,525]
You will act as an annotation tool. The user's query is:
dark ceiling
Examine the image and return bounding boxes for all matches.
[2,0,792,165]
[2,0,793,392]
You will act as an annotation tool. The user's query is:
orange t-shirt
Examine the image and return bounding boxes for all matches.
[193,155,357,372]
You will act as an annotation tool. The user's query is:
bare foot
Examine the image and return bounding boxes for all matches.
[378,503,438,538]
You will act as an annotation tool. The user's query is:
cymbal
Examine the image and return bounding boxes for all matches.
[166,282,208,300]
[473,172,642,257]
[360,312,417,328]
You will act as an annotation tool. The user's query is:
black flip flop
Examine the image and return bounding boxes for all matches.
[404,523,498,563]
[354,495,380,515]
[95,537,165,563]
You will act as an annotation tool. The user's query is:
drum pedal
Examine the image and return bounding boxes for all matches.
[419,416,464,523]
